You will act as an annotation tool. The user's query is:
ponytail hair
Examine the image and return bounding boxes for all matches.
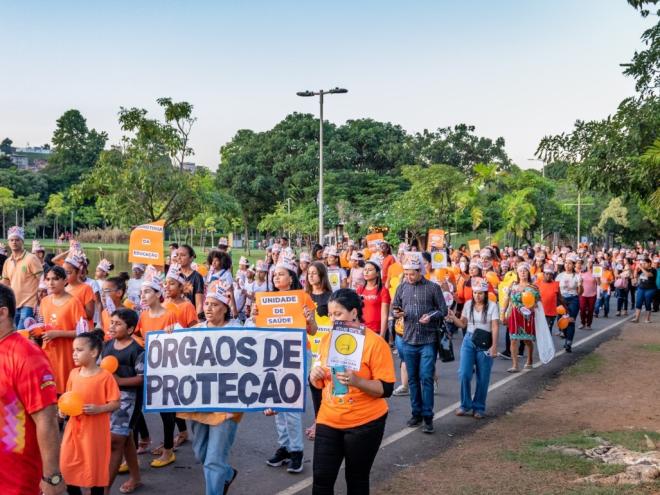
[75,329,105,357]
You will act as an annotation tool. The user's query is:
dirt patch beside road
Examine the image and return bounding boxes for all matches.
[376,321,660,495]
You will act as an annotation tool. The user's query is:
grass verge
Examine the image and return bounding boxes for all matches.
[565,354,605,376]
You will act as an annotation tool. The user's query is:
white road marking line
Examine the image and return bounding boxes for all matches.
[274,316,631,495]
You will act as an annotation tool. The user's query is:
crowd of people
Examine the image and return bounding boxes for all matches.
[1,224,659,495]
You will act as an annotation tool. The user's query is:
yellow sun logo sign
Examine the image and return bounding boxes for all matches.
[334,334,358,355]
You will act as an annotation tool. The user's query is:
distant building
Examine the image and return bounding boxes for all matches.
[181,161,196,173]
[11,146,52,171]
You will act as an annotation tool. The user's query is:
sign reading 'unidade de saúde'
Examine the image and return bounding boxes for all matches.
[254,290,307,328]
[144,327,307,413]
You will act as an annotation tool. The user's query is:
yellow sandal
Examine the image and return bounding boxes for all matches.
[150,453,176,468]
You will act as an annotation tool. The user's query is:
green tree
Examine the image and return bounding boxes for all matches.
[44,109,107,193]
[44,192,70,238]
[411,124,512,177]
[0,138,13,155]
[0,187,16,238]
[499,188,537,244]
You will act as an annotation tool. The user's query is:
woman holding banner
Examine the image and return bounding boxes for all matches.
[309,289,395,495]
[177,281,242,495]
[258,255,318,474]
[135,267,180,468]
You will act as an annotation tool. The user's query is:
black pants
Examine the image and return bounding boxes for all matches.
[176,417,188,433]
[311,385,322,417]
[133,411,150,445]
[67,486,104,495]
[312,414,387,495]
[160,412,176,450]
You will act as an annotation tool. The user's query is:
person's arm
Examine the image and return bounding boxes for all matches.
[51,250,69,265]
[42,330,76,342]
[83,399,120,415]
[446,308,467,329]
[488,312,499,358]
[115,375,143,387]
[83,300,95,321]
[304,306,318,336]
[194,292,204,315]
[336,369,385,398]
[380,301,390,336]
[33,405,66,495]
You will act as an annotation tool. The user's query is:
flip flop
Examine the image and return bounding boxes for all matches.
[119,480,144,494]
[150,444,164,456]
[507,367,520,373]
[173,433,189,448]
[136,441,151,455]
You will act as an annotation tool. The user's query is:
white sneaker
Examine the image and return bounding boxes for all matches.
[393,385,409,396]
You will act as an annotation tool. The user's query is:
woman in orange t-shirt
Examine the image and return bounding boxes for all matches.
[163,264,199,329]
[310,289,395,494]
[63,253,96,326]
[135,270,179,468]
[60,330,120,494]
[39,265,87,394]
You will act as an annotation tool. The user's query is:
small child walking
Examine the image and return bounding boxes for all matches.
[59,329,120,495]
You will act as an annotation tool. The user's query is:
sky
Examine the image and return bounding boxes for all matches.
[1,0,655,172]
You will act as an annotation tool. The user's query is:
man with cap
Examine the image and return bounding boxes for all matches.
[391,252,448,433]
[217,237,229,253]
[1,226,43,329]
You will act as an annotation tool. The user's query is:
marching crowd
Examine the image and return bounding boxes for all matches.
[1,224,659,495]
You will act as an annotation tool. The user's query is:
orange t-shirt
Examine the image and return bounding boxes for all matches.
[316,329,395,429]
[600,270,614,291]
[40,294,87,393]
[135,308,178,347]
[538,280,560,317]
[66,283,95,326]
[60,368,120,487]
[165,299,199,328]
[1,250,43,308]
[386,262,403,287]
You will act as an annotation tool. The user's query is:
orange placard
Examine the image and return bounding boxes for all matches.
[128,220,165,265]
[366,233,384,253]
[468,239,481,256]
[255,290,307,328]
[427,229,446,251]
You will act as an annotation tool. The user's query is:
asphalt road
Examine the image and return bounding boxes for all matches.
[120,311,632,495]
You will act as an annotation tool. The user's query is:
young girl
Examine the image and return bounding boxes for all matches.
[135,266,179,467]
[60,330,120,495]
[164,264,199,329]
[39,266,87,394]
[178,281,242,495]
[100,273,130,340]
[347,251,366,290]
[102,309,144,494]
[63,252,96,326]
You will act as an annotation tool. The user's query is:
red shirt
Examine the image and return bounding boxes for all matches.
[357,285,391,333]
[0,333,58,495]
[538,280,561,316]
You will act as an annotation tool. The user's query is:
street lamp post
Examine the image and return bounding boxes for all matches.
[296,87,348,245]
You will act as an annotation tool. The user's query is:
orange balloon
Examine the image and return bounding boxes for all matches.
[488,292,497,302]
[521,291,536,309]
[58,391,84,417]
[556,305,567,316]
[17,330,30,338]
[196,265,209,277]
[100,355,119,374]
[486,272,500,288]
[557,317,569,330]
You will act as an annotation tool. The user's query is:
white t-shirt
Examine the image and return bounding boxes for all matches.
[556,272,581,297]
[462,300,498,334]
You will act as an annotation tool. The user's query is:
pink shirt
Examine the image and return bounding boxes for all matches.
[580,271,597,297]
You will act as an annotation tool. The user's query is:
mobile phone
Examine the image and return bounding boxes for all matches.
[331,366,348,396]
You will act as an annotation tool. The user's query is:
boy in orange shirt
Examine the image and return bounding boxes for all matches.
[595,262,615,318]
[537,265,565,334]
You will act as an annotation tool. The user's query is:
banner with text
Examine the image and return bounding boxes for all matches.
[144,327,307,413]
[128,220,165,265]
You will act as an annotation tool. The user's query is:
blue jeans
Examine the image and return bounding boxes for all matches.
[191,419,238,495]
[595,292,610,317]
[458,335,493,414]
[636,287,656,311]
[275,411,304,453]
[401,341,437,419]
[563,295,579,345]
[14,306,34,330]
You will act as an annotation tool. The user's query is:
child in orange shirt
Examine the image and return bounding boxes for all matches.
[60,329,120,495]
[595,263,615,318]
[39,266,87,394]
[163,264,199,329]
[63,252,96,326]
[135,266,180,468]
[100,273,130,340]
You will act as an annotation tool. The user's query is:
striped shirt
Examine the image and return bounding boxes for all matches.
[392,276,448,345]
